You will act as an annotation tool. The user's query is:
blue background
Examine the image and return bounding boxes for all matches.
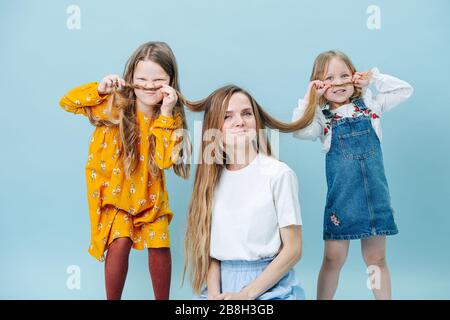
[1,0,449,299]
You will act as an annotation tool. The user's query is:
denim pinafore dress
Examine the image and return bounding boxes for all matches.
[322,98,398,240]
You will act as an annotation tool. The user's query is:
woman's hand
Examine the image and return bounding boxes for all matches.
[97,74,126,95]
[207,292,222,300]
[215,291,253,300]
[160,84,178,117]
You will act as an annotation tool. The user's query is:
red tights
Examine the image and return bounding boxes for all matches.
[104,238,171,300]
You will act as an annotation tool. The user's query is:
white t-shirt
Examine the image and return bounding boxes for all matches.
[210,153,302,261]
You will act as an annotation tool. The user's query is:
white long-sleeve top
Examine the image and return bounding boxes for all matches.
[291,68,413,153]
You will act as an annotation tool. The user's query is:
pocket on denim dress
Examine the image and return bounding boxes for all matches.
[338,129,375,160]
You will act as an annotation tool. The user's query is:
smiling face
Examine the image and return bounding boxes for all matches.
[221,92,257,150]
[323,57,355,107]
[133,60,171,107]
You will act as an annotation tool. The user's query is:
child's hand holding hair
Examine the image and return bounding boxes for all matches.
[97,74,127,95]
[159,84,178,117]
[352,71,372,89]
[304,80,331,104]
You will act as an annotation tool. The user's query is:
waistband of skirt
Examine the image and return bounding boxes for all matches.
[220,257,274,271]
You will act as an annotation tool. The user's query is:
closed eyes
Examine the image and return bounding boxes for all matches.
[224,111,253,120]
[135,77,167,82]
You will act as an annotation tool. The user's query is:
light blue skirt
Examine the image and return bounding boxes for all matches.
[194,258,305,300]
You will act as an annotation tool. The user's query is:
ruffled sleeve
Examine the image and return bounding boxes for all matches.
[364,67,414,115]
[59,82,116,121]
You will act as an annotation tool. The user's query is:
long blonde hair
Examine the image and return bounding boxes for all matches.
[183,85,320,294]
[85,41,190,179]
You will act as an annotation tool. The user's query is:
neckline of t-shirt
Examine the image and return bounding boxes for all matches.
[224,153,261,174]
[330,102,353,113]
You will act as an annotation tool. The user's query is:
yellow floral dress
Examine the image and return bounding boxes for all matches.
[60,82,183,261]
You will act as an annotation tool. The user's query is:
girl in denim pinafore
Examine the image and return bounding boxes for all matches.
[292,50,413,300]
[324,98,398,240]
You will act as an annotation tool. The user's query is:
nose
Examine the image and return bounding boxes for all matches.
[232,114,245,128]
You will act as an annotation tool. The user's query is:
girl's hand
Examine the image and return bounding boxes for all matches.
[98,74,126,95]
[352,71,371,88]
[304,80,331,102]
[160,84,178,117]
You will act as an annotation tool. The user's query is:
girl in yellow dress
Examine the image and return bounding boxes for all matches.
[59,41,189,300]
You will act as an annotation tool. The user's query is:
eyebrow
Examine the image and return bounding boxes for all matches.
[225,107,253,113]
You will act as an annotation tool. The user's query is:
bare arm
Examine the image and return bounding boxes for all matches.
[207,257,221,300]
[217,225,302,300]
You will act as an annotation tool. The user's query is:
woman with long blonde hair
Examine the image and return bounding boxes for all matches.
[184,85,316,300]
[59,41,189,300]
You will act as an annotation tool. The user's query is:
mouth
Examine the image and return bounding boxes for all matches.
[333,88,347,94]
[230,130,248,134]
[144,90,159,96]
